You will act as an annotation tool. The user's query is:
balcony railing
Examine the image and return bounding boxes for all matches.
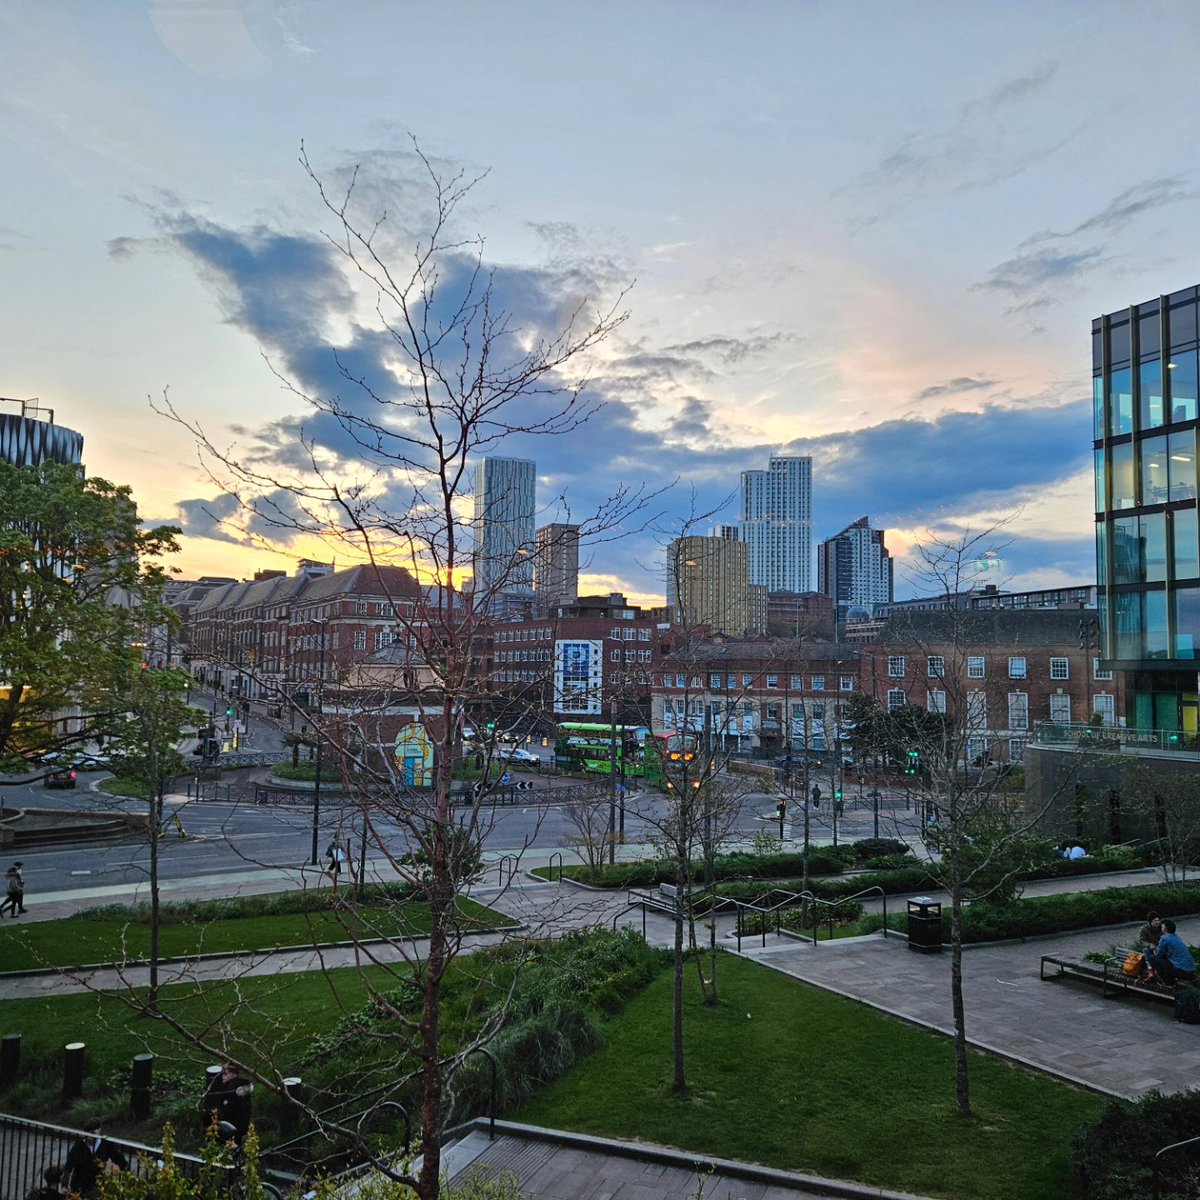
[1032,721,1200,755]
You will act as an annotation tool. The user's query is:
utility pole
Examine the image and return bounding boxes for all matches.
[607,698,618,865]
[309,618,327,868]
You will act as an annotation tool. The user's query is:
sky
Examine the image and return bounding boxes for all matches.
[3,0,1197,606]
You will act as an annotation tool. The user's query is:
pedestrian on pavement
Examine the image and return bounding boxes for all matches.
[1,862,27,916]
[64,1120,129,1197]
[200,1062,254,1142]
[25,1164,64,1200]
[325,839,347,882]
[810,783,821,808]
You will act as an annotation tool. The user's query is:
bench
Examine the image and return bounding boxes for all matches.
[1040,951,1176,1004]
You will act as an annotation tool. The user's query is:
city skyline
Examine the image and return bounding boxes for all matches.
[4,4,1197,603]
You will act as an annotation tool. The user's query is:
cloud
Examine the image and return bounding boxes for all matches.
[959,61,1058,118]
[167,493,250,546]
[915,376,998,401]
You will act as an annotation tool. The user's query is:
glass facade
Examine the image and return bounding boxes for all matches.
[1094,287,1200,731]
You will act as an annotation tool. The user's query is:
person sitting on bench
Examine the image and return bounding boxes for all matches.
[1149,919,1196,986]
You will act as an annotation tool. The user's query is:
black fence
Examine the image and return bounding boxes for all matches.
[0,1113,214,1200]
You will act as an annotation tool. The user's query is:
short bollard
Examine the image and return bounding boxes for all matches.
[281,1076,303,1131]
[63,1042,86,1102]
[0,1034,20,1086]
[131,1053,154,1119]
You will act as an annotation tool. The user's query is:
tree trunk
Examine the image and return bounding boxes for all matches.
[672,856,687,1094]
[949,835,971,1118]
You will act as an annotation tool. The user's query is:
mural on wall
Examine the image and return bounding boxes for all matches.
[394,721,434,787]
[554,638,603,714]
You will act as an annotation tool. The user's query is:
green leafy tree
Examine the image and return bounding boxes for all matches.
[0,460,180,769]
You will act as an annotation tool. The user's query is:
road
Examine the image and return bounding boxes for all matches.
[0,693,927,901]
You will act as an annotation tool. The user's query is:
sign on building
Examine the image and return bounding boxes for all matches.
[554,639,603,714]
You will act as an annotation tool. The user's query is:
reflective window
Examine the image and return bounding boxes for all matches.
[1142,512,1167,582]
[1092,329,1103,372]
[1114,592,1141,659]
[1096,523,1107,584]
[1146,589,1169,658]
[1141,436,1168,504]
[1093,377,1105,440]
[1174,586,1200,659]
[1109,367,1134,435]
[1140,358,1164,429]
[1109,320,1131,365]
[1174,508,1200,580]
[1170,302,1198,349]
[1112,516,1141,584]
[1111,440,1135,508]
[1168,348,1198,423]
[1139,312,1162,356]
[1095,447,1105,513]
[1169,428,1197,501]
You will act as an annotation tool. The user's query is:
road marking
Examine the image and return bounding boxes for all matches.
[70,870,93,876]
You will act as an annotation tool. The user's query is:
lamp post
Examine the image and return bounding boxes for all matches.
[1079,615,1100,726]
[309,618,328,868]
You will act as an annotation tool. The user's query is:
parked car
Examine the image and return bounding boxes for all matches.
[502,747,541,767]
[72,754,111,771]
[45,768,77,789]
[774,753,822,770]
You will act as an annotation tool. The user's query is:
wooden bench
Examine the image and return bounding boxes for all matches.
[1040,951,1176,1004]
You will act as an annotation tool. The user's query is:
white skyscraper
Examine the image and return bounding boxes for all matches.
[739,455,812,592]
[472,457,536,606]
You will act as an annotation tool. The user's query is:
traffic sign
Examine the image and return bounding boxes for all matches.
[501,772,511,785]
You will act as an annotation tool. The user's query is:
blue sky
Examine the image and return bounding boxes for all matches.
[2,1,1196,603]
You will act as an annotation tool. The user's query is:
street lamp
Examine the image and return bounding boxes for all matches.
[1079,615,1100,725]
[309,618,328,868]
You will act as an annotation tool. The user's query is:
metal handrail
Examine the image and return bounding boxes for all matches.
[462,1047,497,1140]
[495,855,518,889]
[547,852,563,882]
[1152,1133,1200,1199]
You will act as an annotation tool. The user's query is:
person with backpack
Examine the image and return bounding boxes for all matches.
[1149,919,1196,987]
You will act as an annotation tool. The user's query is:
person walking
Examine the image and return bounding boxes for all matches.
[200,1062,254,1142]
[64,1120,128,1197]
[0,862,27,916]
[324,839,347,882]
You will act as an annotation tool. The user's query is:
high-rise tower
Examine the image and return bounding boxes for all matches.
[533,522,580,613]
[739,455,812,592]
[818,516,893,625]
[472,457,536,608]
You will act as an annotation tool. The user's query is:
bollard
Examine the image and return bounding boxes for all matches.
[131,1053,154,1119]
[200,1065,221,1129]
[0,1033,20,1086]
[63,1042,86,1102]
[281,1076,303,1132]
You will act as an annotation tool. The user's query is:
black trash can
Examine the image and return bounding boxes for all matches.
[907,897,943,953]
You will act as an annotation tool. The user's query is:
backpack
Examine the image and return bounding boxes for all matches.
[1175,986,1200,1025]
[5,873,17,896]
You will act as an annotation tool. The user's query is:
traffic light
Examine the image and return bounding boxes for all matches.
[486,719,497,732]
[835,788,843,802]
[775,799,787,820]
[226,705,235,718]
[904,749,920,775]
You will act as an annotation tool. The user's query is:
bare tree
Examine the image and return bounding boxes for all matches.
[154,141,656,1198]
[864,526,1086,1118]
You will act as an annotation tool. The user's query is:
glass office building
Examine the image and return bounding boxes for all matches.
[1094,286,1200,732]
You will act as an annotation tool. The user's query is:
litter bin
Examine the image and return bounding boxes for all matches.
[907,897,942,954]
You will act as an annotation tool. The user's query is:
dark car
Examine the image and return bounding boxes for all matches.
[45,768,77,789]
[775,753,822,770]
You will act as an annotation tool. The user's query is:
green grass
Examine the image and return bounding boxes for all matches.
[514,953,1104,1200]
[100,777,150,798]
[0,895,509,972]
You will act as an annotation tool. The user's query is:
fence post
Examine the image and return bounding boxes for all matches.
[63,1042,86,1102]
[0,1033,19,1086]
[281,1076,303,1132]
[131,1053,154,1119]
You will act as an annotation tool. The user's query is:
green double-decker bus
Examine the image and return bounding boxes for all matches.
[554,722,668,785]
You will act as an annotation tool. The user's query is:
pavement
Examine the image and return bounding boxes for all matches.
[2,851,1195,1200]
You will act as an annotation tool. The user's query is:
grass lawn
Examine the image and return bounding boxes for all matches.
[515,953,1104,1200]
[0,895,509,972]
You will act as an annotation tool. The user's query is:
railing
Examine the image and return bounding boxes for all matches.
[1033,721,1200,755]
[0,1113,215,1200]
[1152,1132,1200,1199]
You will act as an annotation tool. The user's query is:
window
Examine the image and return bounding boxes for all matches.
[766,674,778,688]
[623,628,636,640]
[927,655,945,678]
[927,689,947,714]
[1008,657,1027,679]
[840,675,854,691]
[353,630,367,650]
[676,673,686,688]
[1050,657,1069,680]
[1093,693,1115,725]
[967,690,987,732]
[743,674,754,688]
[728,674,737,689]
[1093,658,1114,681]
[625,649,636,663]
[638,628,651,641]
[1007,692,1029,730]
[790,674,803,690]
[710,673,722,688]
[887,656,906,677]
[886,688,906,711]
[1009,738,1026,764]
[811,675,825,690]
[610,650,619,663]
[662,675,673,689]
[1049,693,1072,723]
[967,656,985,679]
[610,628,621,640]
[355,600,368,615]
